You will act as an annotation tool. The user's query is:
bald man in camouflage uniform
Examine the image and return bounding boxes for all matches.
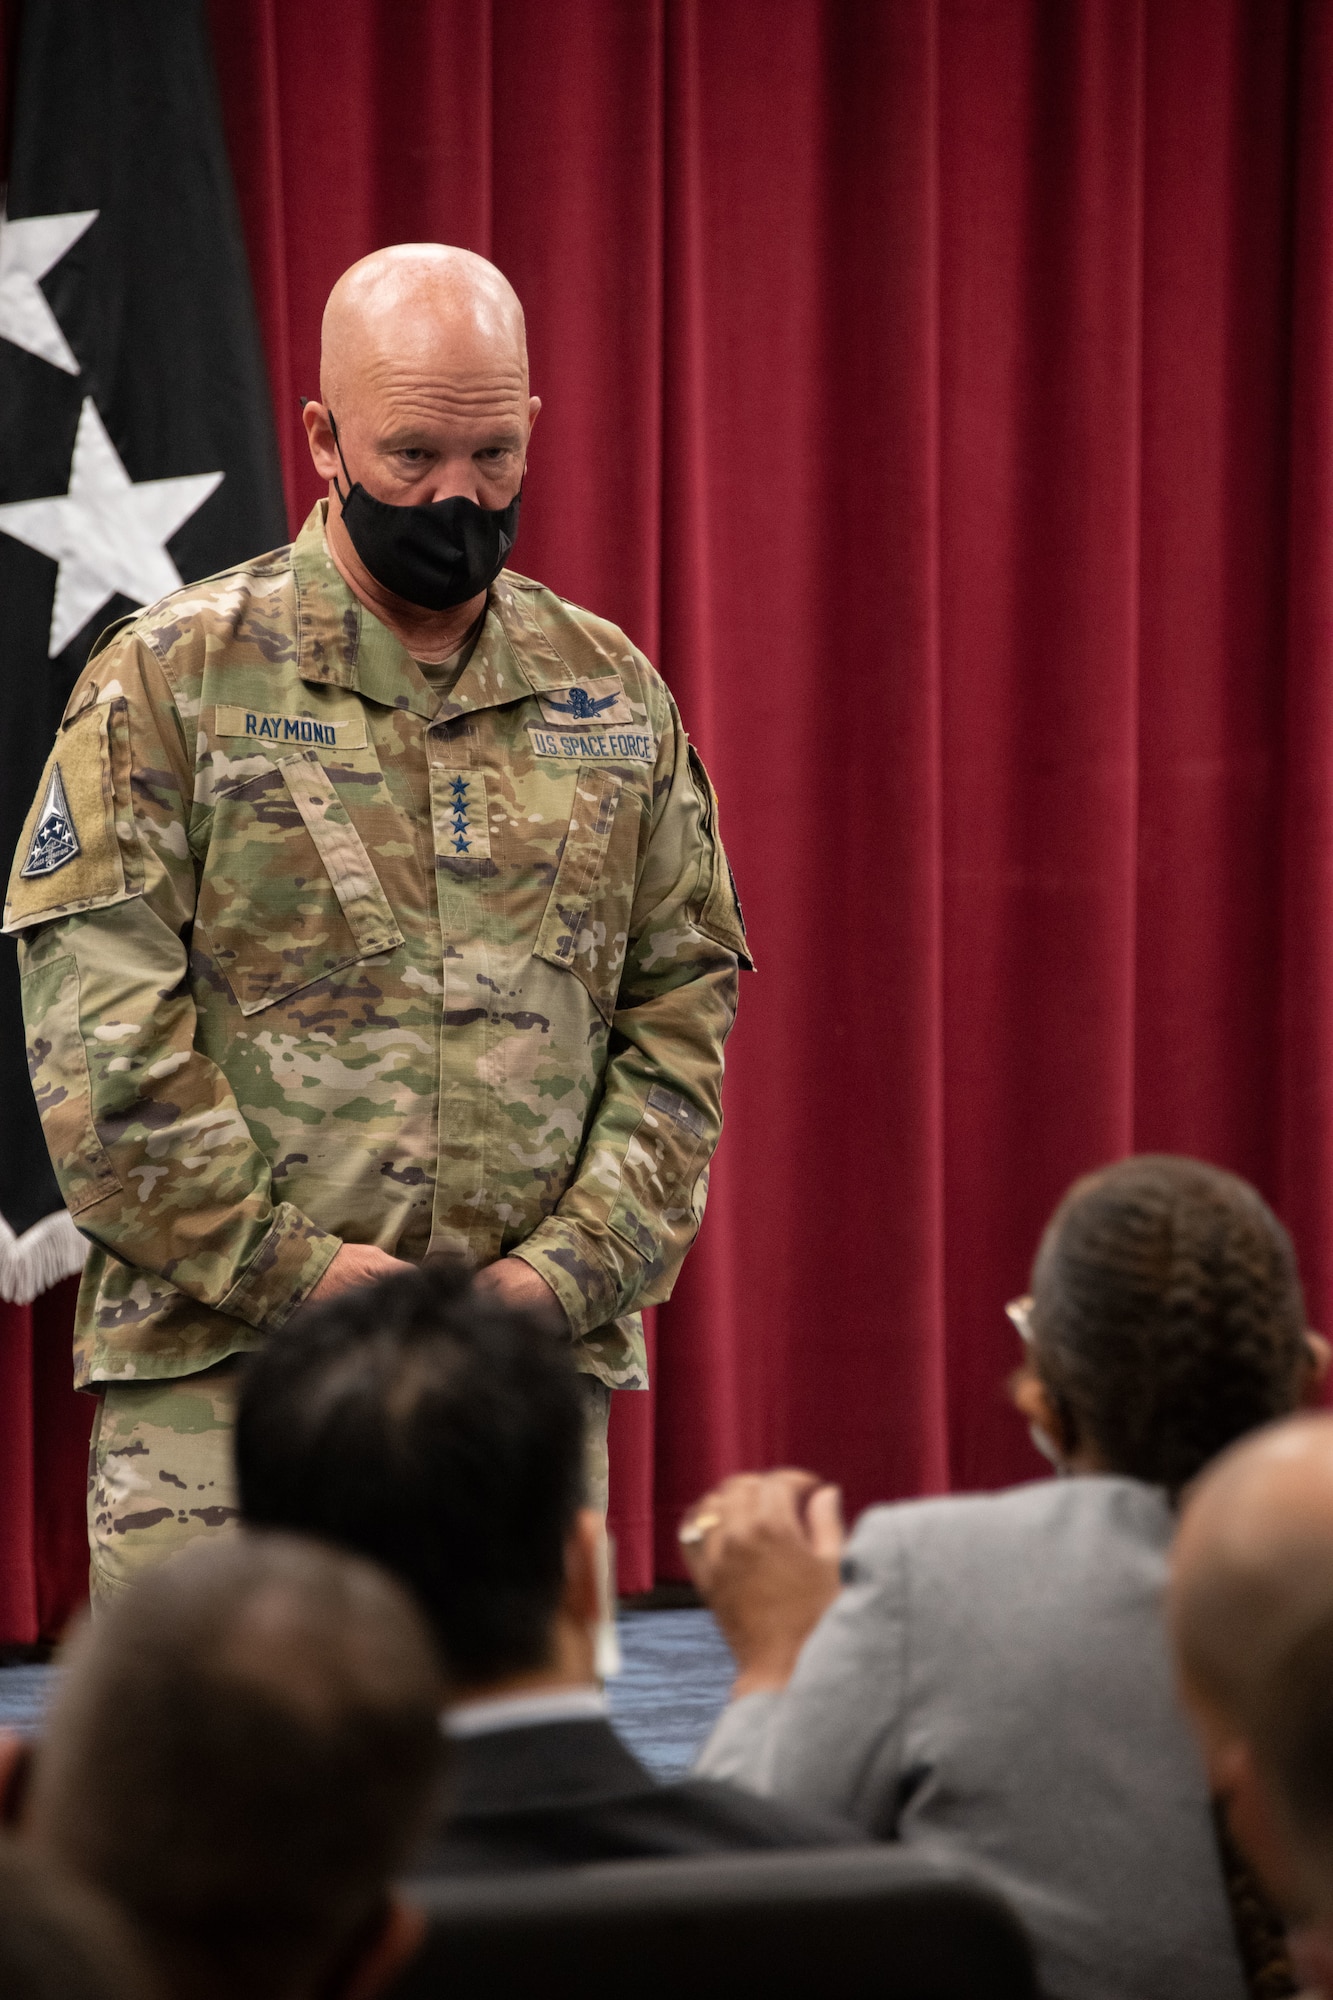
[4,245,748,1598]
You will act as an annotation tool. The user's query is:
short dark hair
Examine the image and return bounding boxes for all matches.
[235,1260,587,1686]
[0,1839,149,2000]
[29,1532,443,2000]
[1030,1155,1307,1492]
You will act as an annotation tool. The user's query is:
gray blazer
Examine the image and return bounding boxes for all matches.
[695,1476,1245,2000]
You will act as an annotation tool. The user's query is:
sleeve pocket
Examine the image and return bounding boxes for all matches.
[606,1082,709,1261]
[4,700,143,935]
[20,954,120,1214]
[686,744,753,968]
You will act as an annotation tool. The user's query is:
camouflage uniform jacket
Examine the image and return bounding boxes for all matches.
[4,505,749,1391]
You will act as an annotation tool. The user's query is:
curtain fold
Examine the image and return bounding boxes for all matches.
[0,1281,90,1646]
[649,1,954,1578]
[1280,1,1333,1347]
[936,1,1150,1484]
[3,0,1332,1614]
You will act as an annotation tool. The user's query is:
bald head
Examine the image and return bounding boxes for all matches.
[1170,1413,1333,1718]
[305,246,539,632]
[320,243,528,412]
[1170,1414,1333,1924]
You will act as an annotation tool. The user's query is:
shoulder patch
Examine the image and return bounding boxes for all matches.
[20,765,81,877]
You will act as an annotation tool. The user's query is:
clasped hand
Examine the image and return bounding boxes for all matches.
[308,1243,566,1328]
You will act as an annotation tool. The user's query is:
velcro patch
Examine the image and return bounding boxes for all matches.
[536,678,635,728]
[528,726,655,766]
[646,1083,707,1139]
[4,700,140,933]
[214,705,367,750]
[433,768,492,861]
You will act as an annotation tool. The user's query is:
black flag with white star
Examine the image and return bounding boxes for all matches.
[0,0,286,1299]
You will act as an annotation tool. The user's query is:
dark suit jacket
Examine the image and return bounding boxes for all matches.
[405,1717,860,1877]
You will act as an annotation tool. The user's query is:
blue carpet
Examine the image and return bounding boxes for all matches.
[0,1609,735,1780]
[0,1665,54,1737]
[608,1609,734,1778]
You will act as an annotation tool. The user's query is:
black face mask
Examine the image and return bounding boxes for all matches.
[326,411,522,612]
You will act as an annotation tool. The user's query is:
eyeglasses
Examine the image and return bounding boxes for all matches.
[1005,1295,1035,1345]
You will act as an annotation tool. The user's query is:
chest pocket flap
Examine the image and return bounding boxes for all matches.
[534,766,625,1020]
[198,750,404,1016]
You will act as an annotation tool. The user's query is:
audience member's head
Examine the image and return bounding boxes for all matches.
[236,1260,598,1695]
[0,1836,153,2000]
[26,1532,444,2000]
[1170,1415,1333,1927]
[1011,1155,1322,1492]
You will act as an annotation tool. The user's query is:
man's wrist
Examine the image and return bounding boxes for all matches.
[508,1219,629,1340]
[219,1204,342,1331]
[474,1255,569,1329]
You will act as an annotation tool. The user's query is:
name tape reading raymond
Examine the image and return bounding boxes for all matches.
[528,726,656,765]
[214,705,367,749]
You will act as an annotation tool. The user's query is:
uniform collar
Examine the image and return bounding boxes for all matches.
[290,501,581,720]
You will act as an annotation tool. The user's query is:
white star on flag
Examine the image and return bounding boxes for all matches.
[0,396,223,656]
[0,205,98,373]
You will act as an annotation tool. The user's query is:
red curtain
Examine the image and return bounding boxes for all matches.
[5,0,1333,1613]
[0,1281,90,1645]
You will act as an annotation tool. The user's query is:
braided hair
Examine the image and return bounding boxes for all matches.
[1029,1155,1307,1495]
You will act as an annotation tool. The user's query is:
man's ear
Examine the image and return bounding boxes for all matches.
[1209,1731,1308,1915]
[302,399,340,484]
[562,1508,603,1630]
[335,1896,427,2000]
[1302,1331,1330,1403]
[0,1729,31,1828]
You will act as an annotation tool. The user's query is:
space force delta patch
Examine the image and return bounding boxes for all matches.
[20,763,81,877]
[528,727,655,765]
[214,706,367,749]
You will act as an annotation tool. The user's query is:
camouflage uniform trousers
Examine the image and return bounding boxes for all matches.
[87,1364,613,1604]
